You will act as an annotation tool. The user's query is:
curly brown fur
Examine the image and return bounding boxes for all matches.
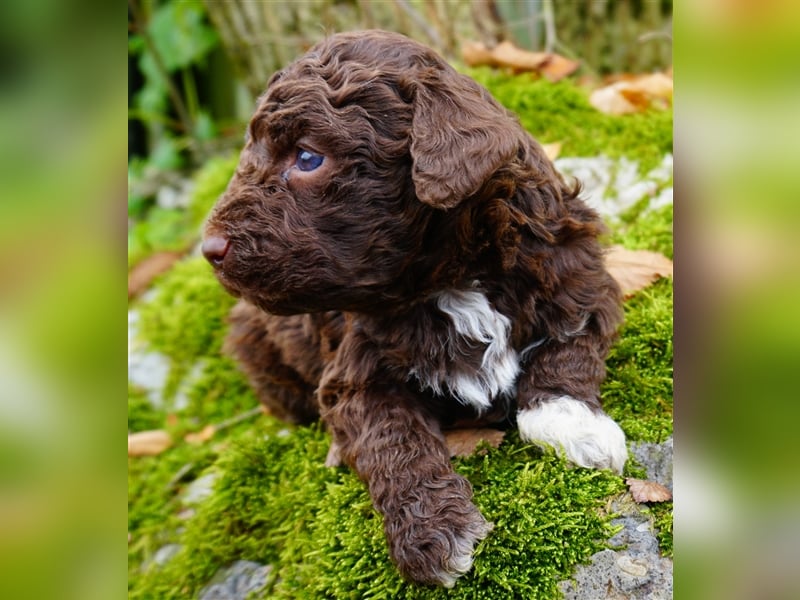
[203,30,627,587]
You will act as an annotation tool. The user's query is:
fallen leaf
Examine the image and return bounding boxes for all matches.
[605,245,673,297]
[461,40,576,78]
[461,41,497,68]
[539,53,581,82]
[541,141,562,161]
[626,477,672,503]
[128,251,183,298]
[590,72,673,115]
[491,40,550,71]
[589,84,639,115]
[128,430,172,456]
[184,424,216,445]
[632,72,673,101]
[444,428,505,457]
[618,87,653,112]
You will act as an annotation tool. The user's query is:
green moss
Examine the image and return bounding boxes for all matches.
[129,229,673,597]
[614,203,674,259]
[603,279,673,444]
[136,257,237,403]
[602,201,674,444]
[129,224,674,596]
[128,441,222,595]
[471,70,673,172]
[131,427,624,599]
[189,152,239,226]
[650,502,673,557]
[127,206,196,269]
[128,383,163,432]
[182,356,256,426]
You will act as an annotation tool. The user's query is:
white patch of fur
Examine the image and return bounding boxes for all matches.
[517,396,628,474]
[432,518,493,588]
[431,290,520,411]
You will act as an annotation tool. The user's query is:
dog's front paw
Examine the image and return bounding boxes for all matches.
[517,396,628,474]
[384,475,492,587]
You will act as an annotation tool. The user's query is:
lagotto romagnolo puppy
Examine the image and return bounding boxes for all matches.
[202,30,627,587]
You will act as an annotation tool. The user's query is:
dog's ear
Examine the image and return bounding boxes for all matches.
[409,68,521,209]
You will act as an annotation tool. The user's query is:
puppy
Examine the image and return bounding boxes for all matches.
[202,30,627,587]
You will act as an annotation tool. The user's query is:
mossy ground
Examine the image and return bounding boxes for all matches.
[128,76,672,598]
[467,70,672,174]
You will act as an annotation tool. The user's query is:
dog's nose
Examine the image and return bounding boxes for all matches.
[201,236,229,266]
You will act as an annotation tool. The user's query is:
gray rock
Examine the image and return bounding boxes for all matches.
[182,472,219,505]
[559,437,674,599]
[128,310,171,408]
[144,543,182,570]
[198,560,273,600]
[630,436,673,490]
[560,511,672,599]
[554,154,673,221]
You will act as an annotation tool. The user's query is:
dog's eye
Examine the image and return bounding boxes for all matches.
[296,149,324,172]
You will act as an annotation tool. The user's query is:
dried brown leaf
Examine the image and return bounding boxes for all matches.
[128,251,183,298]
[626,477,672,503]
[491,41,550,71]
[632,72,673,101]
[462,40,549,71]
[539,54,580,82]
[128,430,172,456]
[605,245,673,297]
[462,40,577,77]
[590,84,639,115]
[590,72,673,115]
[461,41,497,67]
[184,424,216,445]
[444,428,505,457]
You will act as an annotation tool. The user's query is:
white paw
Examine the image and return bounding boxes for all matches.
[433,518,493,588]
[517,397,628,474]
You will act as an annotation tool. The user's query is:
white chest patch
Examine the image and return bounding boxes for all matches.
[414,289,520,412]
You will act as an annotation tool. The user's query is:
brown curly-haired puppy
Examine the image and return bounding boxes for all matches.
[202,30,627,587]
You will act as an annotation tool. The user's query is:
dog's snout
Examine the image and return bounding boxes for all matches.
[202,235,230,266]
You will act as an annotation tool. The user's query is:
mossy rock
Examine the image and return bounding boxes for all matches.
[128,202,672,598]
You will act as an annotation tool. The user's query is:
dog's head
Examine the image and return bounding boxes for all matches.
[203,30,528,314]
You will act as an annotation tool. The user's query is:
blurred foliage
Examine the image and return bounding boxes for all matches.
[204,0,671,99]
[128,0,220,165]
[127,0,672,165]
[128,153,237,268]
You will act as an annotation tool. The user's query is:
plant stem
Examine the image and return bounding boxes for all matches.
[129,0,196,153]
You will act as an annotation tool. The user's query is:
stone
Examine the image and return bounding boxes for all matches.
[182,472,219,505]
[198,560,273,600]
[559,437,673,598]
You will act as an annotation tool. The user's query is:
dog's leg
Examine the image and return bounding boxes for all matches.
[320,381,492,587]
[225,301,323,424]
[516,331,628,474]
